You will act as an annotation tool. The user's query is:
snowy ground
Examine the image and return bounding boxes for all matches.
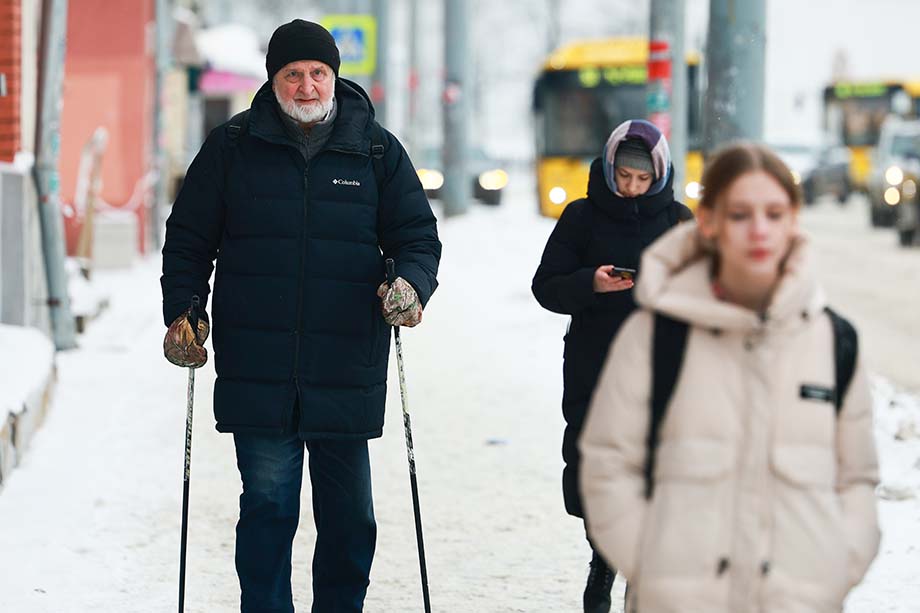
[0,176,918,612]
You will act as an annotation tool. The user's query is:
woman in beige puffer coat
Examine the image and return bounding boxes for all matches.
[579,143,880,613]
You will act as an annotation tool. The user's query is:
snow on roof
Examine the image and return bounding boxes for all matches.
[196,23,265,80]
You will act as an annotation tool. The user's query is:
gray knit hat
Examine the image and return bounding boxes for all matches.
[613,138,655,176]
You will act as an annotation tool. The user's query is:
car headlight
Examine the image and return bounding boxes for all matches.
[884,187,901,206]
[684,181,701,200]
[477,169,509,191]
[886,165,904,186]
[417,169,444,191]
[903,179,917,199]
[549,186,567,205]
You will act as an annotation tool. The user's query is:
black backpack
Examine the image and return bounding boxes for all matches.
[644,307,858,499]
[225,110,389,188]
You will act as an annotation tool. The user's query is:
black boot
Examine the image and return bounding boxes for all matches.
[583,549,615,613]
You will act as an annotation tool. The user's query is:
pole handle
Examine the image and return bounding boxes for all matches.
[385,258,396,286]
[188,295,201,342]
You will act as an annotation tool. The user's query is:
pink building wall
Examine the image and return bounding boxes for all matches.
[59,0,155,254]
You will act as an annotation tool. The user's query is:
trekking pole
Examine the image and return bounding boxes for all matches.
[178,295,200,613]
[386,259,432,613]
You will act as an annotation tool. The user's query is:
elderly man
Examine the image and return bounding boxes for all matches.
[160,19,441,612]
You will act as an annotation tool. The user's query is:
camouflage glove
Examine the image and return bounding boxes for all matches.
[163,309,210,368]
[377,277,423,327]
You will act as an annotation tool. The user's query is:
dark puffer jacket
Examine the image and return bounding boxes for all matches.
[161,78,441,439]
[532,157,692,517]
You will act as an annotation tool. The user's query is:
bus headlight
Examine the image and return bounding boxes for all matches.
[549,187,567,205]
[478,169,509,191]
[417,169,444,191]
[884,187,901,206]
[685,181,701,200]
[886,165,904,186]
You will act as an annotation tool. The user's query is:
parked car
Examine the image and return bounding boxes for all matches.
[867,117,920,227]
[415,148,509,206]
[772,142,851,205]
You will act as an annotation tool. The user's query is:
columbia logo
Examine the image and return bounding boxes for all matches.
[332,178,361,186]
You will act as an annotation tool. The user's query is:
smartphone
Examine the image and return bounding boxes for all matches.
[607,266,637,280]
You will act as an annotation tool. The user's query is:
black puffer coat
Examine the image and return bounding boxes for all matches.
[532,157,692,517]
[161,78,440,439]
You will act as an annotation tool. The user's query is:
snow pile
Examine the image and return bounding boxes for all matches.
[871,377,920,501]
[843,377,920,612]
[66,258,110,325]
[0,325,55,418]
[0,324,55,489]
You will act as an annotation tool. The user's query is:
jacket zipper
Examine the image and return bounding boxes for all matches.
[287,145,369,431]
[289,165,310,432]
[629,200,640,250]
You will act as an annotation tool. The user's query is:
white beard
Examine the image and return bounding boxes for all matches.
[275,91,335,125]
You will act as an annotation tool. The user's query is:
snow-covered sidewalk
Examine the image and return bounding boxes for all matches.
[0,183,918,612]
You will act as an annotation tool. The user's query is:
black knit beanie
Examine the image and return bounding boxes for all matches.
[266,19,341,80]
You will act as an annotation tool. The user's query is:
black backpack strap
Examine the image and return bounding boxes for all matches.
[645,312,690,499]
[226,110,250,140]
[369,120,387,191]
[825,306,858,413]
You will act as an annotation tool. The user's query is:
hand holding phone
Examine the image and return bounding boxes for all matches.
[607,266,637,280]
[594,265,635,293]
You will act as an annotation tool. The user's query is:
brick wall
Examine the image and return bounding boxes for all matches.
[0,0,22,162]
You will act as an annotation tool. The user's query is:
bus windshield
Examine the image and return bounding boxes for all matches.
[535,69,646,158]
[824,84,897,147]
[839,97,891,146]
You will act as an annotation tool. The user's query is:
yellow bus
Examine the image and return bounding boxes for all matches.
[532,38,703,218]
[823,80,920,191]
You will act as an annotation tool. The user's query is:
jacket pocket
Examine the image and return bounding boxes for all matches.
[771,444,836,488]
[637,439,733,581]
[655,438,735,481]
[768,445,848,605]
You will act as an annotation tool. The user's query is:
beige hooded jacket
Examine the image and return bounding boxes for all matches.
[580,222,880,613]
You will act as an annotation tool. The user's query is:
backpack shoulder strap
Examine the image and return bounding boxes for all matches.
[825,306,858,413]
[226,110,250,141]
[369,120,387,190]
[645,312,690,499]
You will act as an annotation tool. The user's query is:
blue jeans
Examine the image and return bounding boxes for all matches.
[233,432,376,613]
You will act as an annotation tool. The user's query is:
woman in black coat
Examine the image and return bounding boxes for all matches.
[532,119,692,613]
